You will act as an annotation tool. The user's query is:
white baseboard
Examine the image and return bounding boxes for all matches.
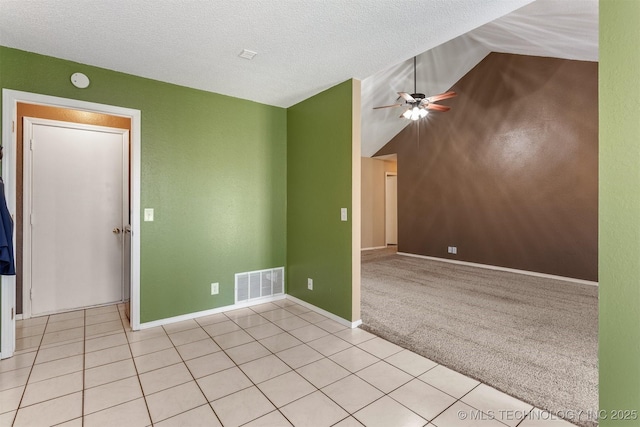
[285,295,362,329]
[138,294,286,330]
[397,252,598,287]
[138,293,363,331]
[361,246,387,251]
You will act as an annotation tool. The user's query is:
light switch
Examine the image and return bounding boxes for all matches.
[144,208,154,222]
[341,208,348,222]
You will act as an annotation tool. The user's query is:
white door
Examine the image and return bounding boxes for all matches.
[24,118,129,316]
[385,174,398,245]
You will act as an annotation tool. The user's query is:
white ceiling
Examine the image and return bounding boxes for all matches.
[0,0,534,107]
[0,0,597,156]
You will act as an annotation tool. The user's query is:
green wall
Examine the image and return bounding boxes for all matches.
[0,46,287,323]
[599,0,640,423]
[287,80,354,321]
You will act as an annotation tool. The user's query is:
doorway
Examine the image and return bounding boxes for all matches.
[1,89,142,359]
[23,118,129,316]
[385,173,398,246]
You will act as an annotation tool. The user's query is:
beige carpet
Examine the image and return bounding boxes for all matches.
[361,249,598,427]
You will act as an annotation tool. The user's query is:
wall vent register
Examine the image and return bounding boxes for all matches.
[235,267,284,303]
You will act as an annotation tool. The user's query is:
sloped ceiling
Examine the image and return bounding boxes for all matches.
[362,0,598,156]
[0,0,597,157]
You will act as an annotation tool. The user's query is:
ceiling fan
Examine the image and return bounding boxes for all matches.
[373,56,457,120]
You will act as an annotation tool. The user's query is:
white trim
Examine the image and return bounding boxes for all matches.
[0,277,15,359]
[397,252,599,286]
[1,90,142,358]
[286,295,362,329]
[361,246,388,251]
[351,78,362,323]
[1,90,18,359]
[139,294,286,330]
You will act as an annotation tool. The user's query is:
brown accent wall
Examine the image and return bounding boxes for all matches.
[375,53,598,281]
[15,103,131,314]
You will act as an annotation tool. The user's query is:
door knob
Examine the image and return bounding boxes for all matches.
[113,228,121,234]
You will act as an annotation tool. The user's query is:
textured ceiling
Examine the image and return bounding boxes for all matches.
[0,0,597,157]
[0,0,533,108]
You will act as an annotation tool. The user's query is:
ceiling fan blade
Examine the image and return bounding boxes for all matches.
[426,91,457,103]
[426,104,451,112]
[373,103,403,110]
[397,92,416,102]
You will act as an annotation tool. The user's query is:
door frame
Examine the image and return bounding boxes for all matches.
[23,117,130,317]
[384,172,398,246]
[1,89,142,359]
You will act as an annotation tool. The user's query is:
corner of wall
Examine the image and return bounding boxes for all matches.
[351,79,362,323]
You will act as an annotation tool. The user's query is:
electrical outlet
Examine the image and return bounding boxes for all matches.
[307,278,313,290]
[211,282,219,295]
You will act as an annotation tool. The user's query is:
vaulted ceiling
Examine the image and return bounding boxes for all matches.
[361,0,598,156]
[0,0,598,156]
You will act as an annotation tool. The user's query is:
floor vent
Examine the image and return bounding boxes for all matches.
[235,267,284,304]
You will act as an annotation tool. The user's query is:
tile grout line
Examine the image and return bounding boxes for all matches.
[16,306,375,425]
[10,313,50,426]
[221,304,370,426]
[260,305,414,426]
[278,326,472,426]
[44,307,124,423]
[343,336,517,426]
[68,306,140,421]
[7,302,545,427]
[352,345,476,426]
[188,305,310,426]
[226,304,311,427]
[198,306,293,425]
[155,315,234,426]
[119,304,155,426]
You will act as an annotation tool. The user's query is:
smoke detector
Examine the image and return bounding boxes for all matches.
[239,49,257,60]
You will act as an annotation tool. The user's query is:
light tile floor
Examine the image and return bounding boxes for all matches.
[0,300,576,427]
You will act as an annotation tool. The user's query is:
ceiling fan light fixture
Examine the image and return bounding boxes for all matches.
[374,56,457,120]
[410,106,421,121]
